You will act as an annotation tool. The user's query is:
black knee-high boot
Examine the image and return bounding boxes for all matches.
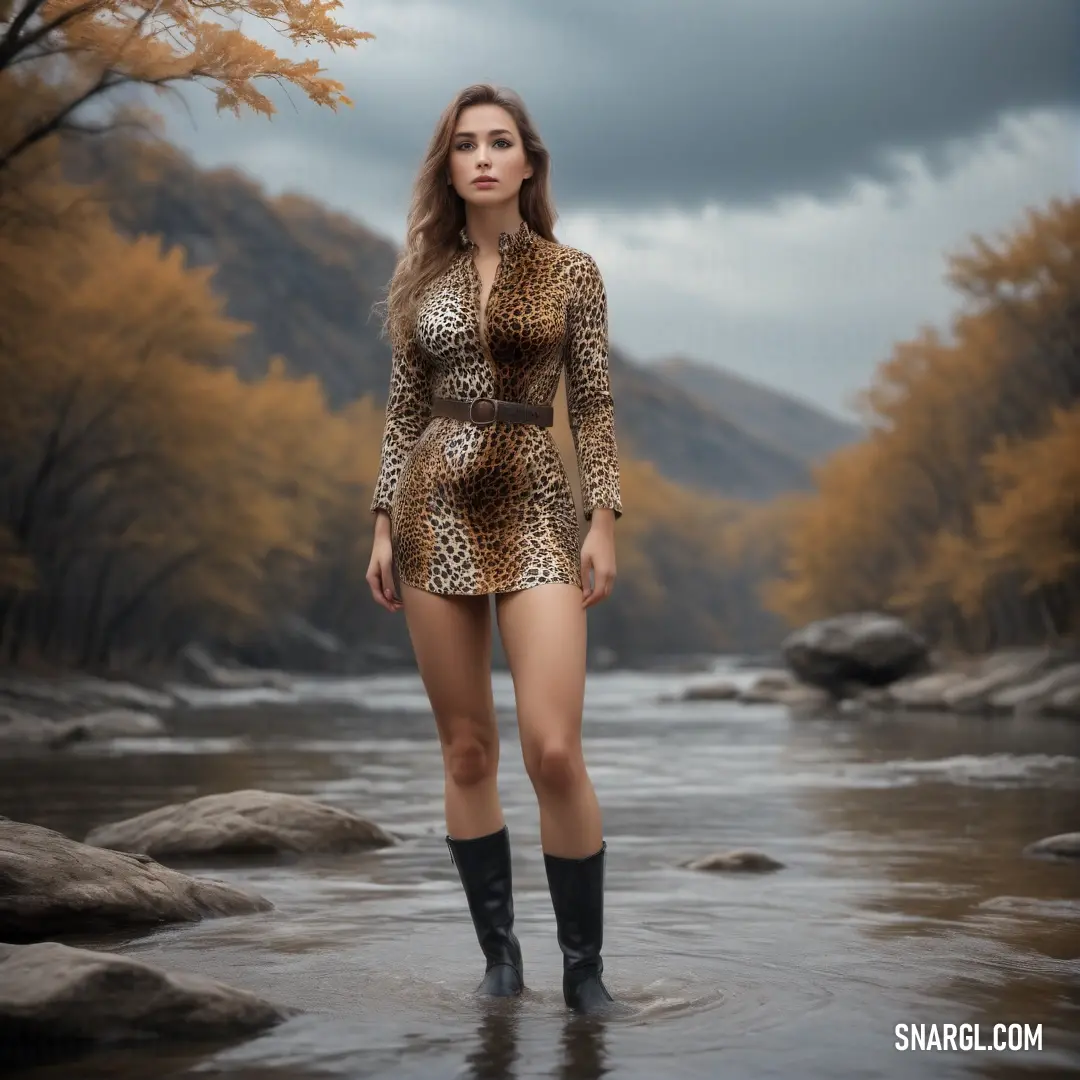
[445,825,524,996]
[543,841,615,1013]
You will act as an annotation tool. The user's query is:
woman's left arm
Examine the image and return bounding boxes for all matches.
[563,252,622,606]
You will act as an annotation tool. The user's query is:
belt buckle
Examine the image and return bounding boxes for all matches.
[468,397,497,427]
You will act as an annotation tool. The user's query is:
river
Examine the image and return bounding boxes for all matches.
[2,662,1079,1079]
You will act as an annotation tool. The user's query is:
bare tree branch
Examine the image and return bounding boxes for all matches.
[0,0,107,71]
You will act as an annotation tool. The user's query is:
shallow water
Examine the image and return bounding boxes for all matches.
[2,663,1079,1079]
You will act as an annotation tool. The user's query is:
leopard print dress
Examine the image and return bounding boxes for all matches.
[369,220,622,596]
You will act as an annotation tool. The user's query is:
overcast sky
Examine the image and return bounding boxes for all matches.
[160,0,1079,420]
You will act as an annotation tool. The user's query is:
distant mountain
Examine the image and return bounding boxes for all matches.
[656,356,863,464]
[605,354,809,498]
[68,139,399,407]
[68,136,812,500]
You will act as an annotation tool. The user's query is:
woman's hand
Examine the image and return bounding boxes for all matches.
[580,508,617,609]
[366,512,403,612]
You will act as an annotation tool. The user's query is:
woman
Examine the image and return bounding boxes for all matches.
[366,83,622,1016]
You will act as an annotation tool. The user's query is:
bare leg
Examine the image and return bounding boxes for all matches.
[401,583,523,997]
[400,584,502,838]
[494,587,604,855]
[495,581,602,857]
[496,581,614,1012]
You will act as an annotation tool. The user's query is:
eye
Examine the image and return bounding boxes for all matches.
[454,141,474,151]
[493,138,512,148]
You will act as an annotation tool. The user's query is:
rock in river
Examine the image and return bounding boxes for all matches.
[682,849,786,873]
[874,670,971,710]
[59,708,167,740]
[84,789,398,860]
[0,818,271,943]
[782,612,929,695]
[1048,682,1080,718]
[940,649,1055,714]
[0,673,175,714]
[0,706,166,749]
[0,941,293,1048]
[989,661,1080,715]
[679,680,740,702]
[1022,832,1080,861]
[737,672,795,703]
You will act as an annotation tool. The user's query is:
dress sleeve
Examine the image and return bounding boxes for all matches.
[370,337,434,516]
[563,253,623,521]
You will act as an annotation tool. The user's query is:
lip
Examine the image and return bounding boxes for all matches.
[472,176,498,185]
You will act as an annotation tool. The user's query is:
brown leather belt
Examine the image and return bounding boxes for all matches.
[431,396,553,428]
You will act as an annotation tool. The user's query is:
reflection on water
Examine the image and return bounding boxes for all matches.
[1,666,1078,1079]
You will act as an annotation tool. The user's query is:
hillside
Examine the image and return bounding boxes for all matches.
[68,136,810,500]
[656,357,863,464]
[606,355,809,498]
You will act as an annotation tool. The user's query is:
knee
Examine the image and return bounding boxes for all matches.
[442,725,498,787]
[526,738,584,793]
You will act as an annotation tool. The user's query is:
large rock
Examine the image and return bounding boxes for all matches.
[0,818,271,943]
[84,789,398,859]
[0,942,293,1047]
[782,612,929,695]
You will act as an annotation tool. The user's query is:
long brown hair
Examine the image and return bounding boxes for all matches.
[378,84,558,351]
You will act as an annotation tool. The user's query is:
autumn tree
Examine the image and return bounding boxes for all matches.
[0,177,381,666]
[0,0,379,670]
[0,112,366,667]
[0,0,372,179]
[766,196,1080,651]
[973,403,1080,638]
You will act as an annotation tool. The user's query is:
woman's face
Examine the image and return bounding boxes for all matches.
[448,103,533,208]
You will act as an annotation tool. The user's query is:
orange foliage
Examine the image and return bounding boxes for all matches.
[767,196,1080,649]
[0,127,379,662]
[0,0,372,177]
[978,404,1080,589]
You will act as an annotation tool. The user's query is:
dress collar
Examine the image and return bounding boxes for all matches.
[458,219,536,257]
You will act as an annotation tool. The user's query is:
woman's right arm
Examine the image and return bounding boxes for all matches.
[370,337,434,518]
[367,337,433,610]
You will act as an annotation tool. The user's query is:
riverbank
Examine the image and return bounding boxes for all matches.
[676,647,1080,720]
[3,635,1079,750]
[673,613,1079,723]
[0,644,322,745]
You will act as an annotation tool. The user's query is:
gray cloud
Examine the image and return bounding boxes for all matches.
[161,0,1078,215]
[525,0,1080,208]
[147,1,1076,417]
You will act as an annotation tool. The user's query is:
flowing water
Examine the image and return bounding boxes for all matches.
[2,662,1079,1079]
